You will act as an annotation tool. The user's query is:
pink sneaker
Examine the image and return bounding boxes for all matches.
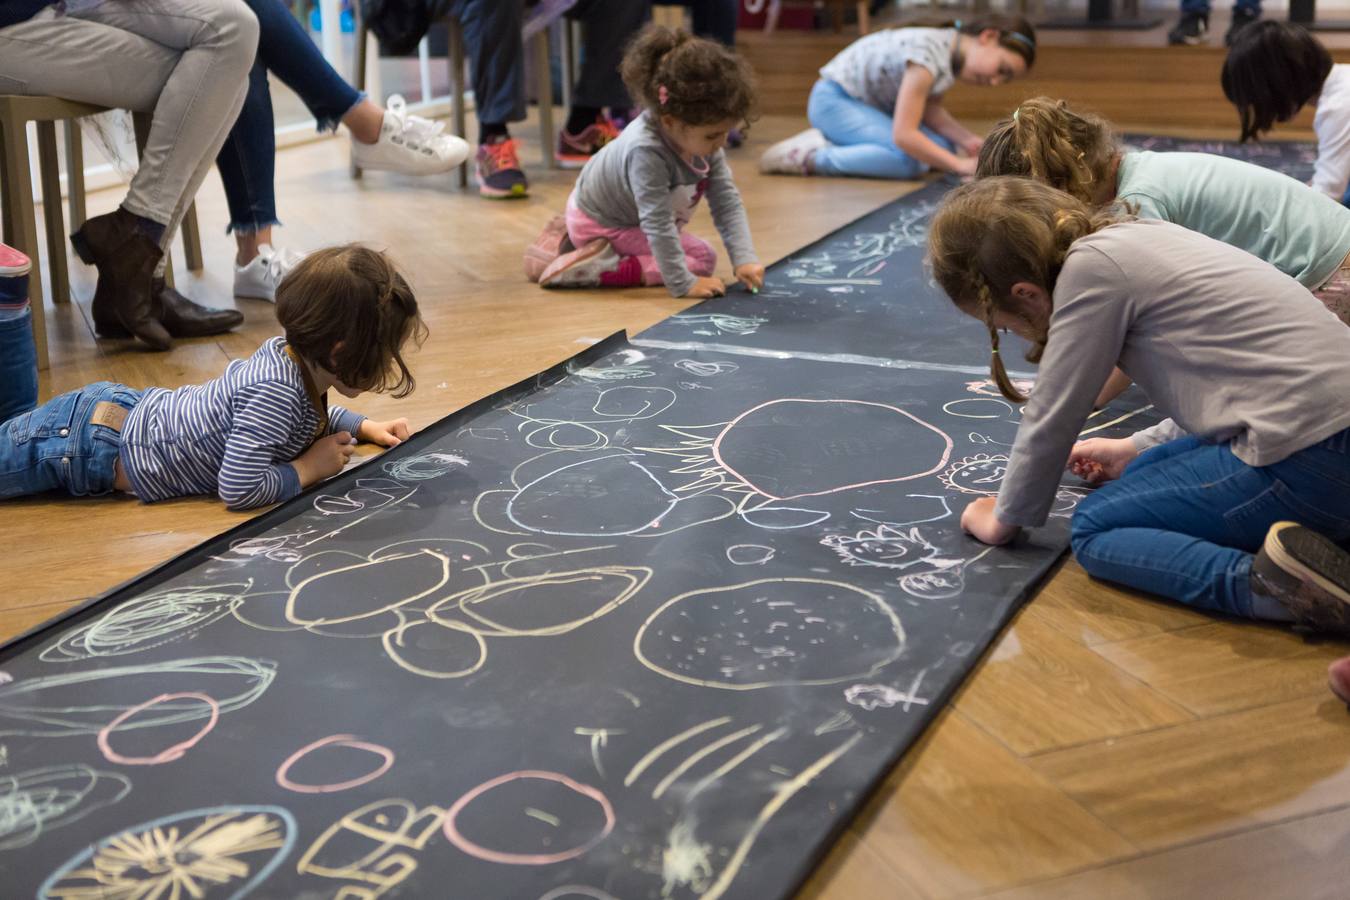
[556,118,621,169]
[0,242,31,276]
[538,239,641,288]
[523,215,573,282]
[0,242,31,308]
[1330,656,1350,707]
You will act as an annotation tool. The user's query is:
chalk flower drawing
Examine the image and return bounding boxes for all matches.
[38,805,296,899]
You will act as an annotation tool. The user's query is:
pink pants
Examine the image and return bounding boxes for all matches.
[564,195,716,287]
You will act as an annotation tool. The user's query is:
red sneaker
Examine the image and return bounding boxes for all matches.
[476,138,528,199]
[556,118,621,169]
[523,215,574,282]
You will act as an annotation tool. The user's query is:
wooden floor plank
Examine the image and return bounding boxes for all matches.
[1025,560,1211,648]
[953,605,1195,756]
[844,710,1136,898]
[1093,622,1350,717]
[977,805,1350,900]
[1030,698,1350,851]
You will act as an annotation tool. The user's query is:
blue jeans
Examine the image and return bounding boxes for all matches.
[448,0,649,125]
[0,383,141,499]
[216,0,362,233]
[1070,430,1350,620]
[0,267,36,424]
[807,79,955,180]
[1181,0,1259,14]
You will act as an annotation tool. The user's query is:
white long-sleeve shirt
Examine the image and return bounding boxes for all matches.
[1311,64,1350,200]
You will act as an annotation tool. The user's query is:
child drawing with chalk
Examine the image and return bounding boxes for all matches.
[926,177,1350,635]
[0,245,426,510]
[759,15,1035,181]
[526,24,764,299]
[1224,21,1350,204]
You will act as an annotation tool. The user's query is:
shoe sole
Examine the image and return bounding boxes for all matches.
[555,154,593,170]
[479,183,529,200]
[0,256,31,276]
[1264,522,1350,604]
[539,240,610,288]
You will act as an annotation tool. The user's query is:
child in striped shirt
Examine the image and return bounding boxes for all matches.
[0,245,426,511]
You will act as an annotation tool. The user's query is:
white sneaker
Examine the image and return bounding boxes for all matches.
[350,95,471,175]
[759,128,827,175]
[234,244,306,302]
[538,239,622,288]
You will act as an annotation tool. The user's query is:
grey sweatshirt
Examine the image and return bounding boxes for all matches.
[572,111,757,296]
[995,219,1350,527]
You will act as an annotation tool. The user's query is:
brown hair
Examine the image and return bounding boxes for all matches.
[275,244,427,399]
[926,177,1124,402]
[914,14,1038,70]
[1223,20,1333,142]
[976,97,1118,206]
[620,24,758,127]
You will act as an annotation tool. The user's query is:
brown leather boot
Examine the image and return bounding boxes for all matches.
[93,280,243,339]
[71,208,172,351]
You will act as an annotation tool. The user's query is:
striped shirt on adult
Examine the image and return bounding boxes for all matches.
[119,337,365,510]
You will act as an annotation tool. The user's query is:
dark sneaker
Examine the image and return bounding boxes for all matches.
[1251,521,1350,635]
[1167,11,1208,45]
[476,138,528,199]
[1225,7,1259,45]
[556,118,621,169]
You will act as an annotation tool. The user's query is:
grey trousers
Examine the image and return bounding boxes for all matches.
[0,0,259,251]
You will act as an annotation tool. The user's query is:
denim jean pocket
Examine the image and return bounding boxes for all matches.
[5,391,79,446]
[1225,478,1350,545]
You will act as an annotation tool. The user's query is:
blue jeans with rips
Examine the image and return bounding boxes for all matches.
[1070,430,1350,620]
[216,0,362,234]
[0,383,142,499]
[807,78,955,180]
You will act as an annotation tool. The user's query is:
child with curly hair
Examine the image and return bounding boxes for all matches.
[526,23,763,299]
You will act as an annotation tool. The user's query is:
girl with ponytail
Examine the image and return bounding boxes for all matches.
[527,24,763,299]
[760,15,1035,180]
[927,177,1350,635]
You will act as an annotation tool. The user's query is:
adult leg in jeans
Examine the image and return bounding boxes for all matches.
[568,0,652,113]
[1070,434,1350,621]
[450,0,527,137]
[0,0,257,348]
[807,79,948,180]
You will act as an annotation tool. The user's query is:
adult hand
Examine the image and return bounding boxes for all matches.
[960,497,1020,545]
[685,276,727,299]
[953,156,977,177]
[1067,437,1138,484]
[961,135,983,157]
[360,418,412,448]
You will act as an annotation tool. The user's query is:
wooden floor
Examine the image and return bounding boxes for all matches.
[9,101,1350,898]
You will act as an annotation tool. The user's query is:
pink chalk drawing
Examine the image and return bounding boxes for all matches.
[96,692,219,765]
[711,399,953,501]
[443,770,615,865]
[275,734,396,794]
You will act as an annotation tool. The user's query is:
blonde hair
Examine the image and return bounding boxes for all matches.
[975,97,1118,206]
[926,177,1125,402]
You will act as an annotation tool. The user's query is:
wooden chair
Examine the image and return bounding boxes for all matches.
[0,95,202,369]
[351,10,561,187]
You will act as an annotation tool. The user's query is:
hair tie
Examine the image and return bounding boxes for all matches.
[658,84,669,106]
[1013,107,1021,122]
[1007,31,1034,48]
[954,19,963,30]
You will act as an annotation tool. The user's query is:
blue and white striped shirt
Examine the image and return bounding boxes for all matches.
[120,337,366,510]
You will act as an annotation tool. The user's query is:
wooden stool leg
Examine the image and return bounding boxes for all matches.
[131,111,176,288]
[856,1,869,34]
[449,18,468,189]
[351,18,368,179]
[0,124,10,246]
[182,202,203,271]
[533,30,556,170]
[66,120,86,230]
[36,121,70,305]
[562,21,577,113]
[1,116,49,371]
